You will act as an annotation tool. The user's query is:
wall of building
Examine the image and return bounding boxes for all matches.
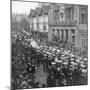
[29,4,88,51]
[47,4,88,51]
[76,24,88,50]
[30,14,49,33]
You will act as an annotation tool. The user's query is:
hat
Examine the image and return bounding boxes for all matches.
[83,58,88,61]
[49,47,52,50]
[63,62,68,65]
[82,69,87,73]
[43,53,47,56]
[61,54,65,57]
[78,57,82,60]
[76,59,80,62]
[53,48,56,51]
[48,55,52,58]
[19,74,23,78]
[64,51,69,55]
[70,58,75,61]
[68,50,71,53]
[70,54,75,57]
[52,62,56,65]
[57,67,60,71]
[57,49,60,53]
[64,56,69,59]
[80,64,85,68]
[52,54,56,56]
[80,61,84,64]
[60,57,65,60]
[71,62,77,65]
[47,52,52,55]
[58,60,62,63]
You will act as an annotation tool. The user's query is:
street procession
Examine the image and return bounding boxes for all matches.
[11,30,87,89]
[11,1,88,90]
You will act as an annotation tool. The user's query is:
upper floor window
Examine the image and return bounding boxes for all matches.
[53,29,55,32]
[31,23,33,30]
[68,8,72,20]
[81,13,86,24]
[66,30,68,40]
[71,29,75,34]
[81,7,86,13]
[43,21,47,31]
[37,22,39,29]
[80,6,87,24]
[66,6,73,21]
[53,10,59,21]
[72,36,75,42]
[43,26,46,31]
[57,29,59,36]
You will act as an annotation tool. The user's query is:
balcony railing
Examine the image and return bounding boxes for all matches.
[49,20,77,26]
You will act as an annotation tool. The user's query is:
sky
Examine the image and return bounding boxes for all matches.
[12,1,39,15]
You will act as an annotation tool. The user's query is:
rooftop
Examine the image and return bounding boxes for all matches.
[36,7,42,16]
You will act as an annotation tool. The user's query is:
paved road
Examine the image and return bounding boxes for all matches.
[34,64,48,87]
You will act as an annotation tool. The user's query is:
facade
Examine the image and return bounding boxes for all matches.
[29,4,88,51]
[48,4,88,51]
[12,13,29,22]
[29,5,50,37]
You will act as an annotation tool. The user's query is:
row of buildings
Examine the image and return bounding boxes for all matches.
[29,3,88,51]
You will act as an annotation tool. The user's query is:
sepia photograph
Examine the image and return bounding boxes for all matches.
[11,0,88,89]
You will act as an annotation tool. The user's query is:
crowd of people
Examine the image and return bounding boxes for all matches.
[11,31,88,90]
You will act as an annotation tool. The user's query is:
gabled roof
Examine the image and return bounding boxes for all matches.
[36,7,42,16]
[29,5,51,17]
[30,9,36,17]
[42,5,51,15]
